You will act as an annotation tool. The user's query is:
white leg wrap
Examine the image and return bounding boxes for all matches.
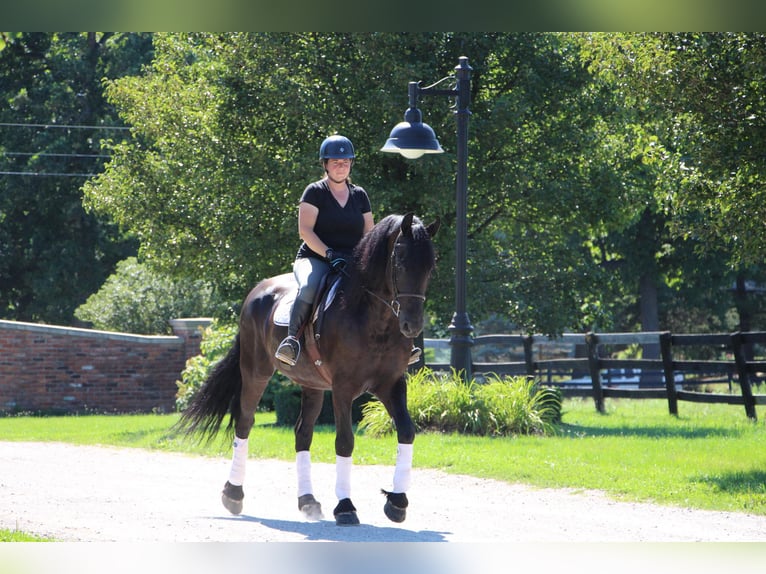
[392,443,413,493]
[296,450,313,497]
[227,436,248,486]
[335,455,353,500]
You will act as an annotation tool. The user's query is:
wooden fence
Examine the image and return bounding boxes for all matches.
[424,331,766,420]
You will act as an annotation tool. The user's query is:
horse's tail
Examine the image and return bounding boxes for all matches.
[174,333,242,443]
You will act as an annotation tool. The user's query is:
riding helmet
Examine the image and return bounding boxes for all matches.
[319,135,355,160]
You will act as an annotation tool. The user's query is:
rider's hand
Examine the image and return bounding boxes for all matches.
[326,249,348,274]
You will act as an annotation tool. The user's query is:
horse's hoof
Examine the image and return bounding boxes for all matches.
[333,498,360,526]
[384,500,407,523]
[221,481,244,515]
[382,490,408,523]
[335,511,360,526]
[298,494,324,520]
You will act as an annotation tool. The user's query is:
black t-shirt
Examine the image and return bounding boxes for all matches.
[296,179,372,260]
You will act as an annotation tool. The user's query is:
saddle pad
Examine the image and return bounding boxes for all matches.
[272,278,341,327]
[273,290,296,326]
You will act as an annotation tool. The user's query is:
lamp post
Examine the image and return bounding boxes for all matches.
[381,56,474,381]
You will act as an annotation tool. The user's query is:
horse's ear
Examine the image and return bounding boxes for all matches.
[401,212,415,236]
[426,216,441,238]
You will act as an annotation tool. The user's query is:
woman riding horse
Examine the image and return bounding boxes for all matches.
[176,211,439,526]
[275,134,421,367]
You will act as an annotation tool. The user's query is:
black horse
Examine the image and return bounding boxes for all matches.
[176,213,440,525]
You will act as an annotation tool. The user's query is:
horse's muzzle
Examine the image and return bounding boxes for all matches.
[398,314,424,339]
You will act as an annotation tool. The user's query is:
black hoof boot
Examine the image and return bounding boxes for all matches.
[333,498,360,526]
[298,494,324,520]
[221,481,244,515]
[382,489,408,523]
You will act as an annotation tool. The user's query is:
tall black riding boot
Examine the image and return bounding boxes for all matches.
[275,299,313,366]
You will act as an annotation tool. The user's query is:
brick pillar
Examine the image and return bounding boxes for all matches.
[169,318,213,362]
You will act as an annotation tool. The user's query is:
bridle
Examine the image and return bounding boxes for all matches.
[365,231,427,318]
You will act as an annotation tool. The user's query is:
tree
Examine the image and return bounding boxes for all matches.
[87,32,766,340]
[0,32,21,51]
[85,33,648,336]
[578,32,766,333]
[0,33,153,323]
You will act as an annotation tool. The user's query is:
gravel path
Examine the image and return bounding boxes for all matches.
[3,441,766,543]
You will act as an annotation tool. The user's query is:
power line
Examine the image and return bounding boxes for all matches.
[0,122,130,131]
[3,152,111,159]
[0,122,123,176]
[0,171,98,177]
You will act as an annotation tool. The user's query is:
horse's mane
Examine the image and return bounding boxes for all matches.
[343,213,434,309]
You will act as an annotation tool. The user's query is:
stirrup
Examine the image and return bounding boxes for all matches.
[408,346,422,366]
[275,336,301,366]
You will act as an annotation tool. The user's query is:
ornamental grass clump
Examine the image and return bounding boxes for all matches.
[359,368,562,437]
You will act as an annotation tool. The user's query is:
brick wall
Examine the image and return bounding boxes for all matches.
[0,318,211,414]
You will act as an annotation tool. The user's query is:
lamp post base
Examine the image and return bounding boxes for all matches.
[449,312,474,382]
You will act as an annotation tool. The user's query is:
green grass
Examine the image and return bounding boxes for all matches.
[1,398,765,517]
[0,529,53,541]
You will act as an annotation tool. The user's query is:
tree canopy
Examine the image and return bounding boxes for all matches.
[0,32,153,323]
[579,33,766,268]
[83,33,646,334]
[4,32,766,337]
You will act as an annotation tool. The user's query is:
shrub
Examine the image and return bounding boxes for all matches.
[271,382,372,427]
[175,321,240,412]
[174,321,350,421]
[75,257,223,335]
[359,368,562,437]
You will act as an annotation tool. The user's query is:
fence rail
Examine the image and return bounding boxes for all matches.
[424,331,766,420]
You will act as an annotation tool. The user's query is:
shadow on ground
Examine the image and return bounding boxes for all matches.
[214,513,450,542]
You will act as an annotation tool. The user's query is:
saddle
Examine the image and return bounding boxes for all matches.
[273,271,342,384]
